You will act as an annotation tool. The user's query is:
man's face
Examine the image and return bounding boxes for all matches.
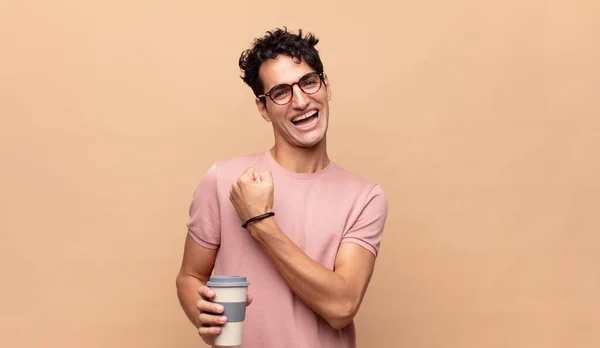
[255,55,330,149]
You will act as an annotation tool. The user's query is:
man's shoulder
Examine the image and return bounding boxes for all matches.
[190,152,266,194]
[330,162,384,193]
[202,151,266,180]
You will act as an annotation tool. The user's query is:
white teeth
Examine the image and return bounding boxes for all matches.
[292,110,318,122]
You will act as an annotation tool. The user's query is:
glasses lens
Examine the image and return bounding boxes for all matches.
[300,73,322,94]
[270,85,292,104]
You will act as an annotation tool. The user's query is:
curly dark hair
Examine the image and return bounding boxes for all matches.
[239,27,325,100]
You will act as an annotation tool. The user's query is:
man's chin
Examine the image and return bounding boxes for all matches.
[294,135,326,149]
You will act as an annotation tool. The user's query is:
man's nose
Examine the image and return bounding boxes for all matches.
[291,84,310,109]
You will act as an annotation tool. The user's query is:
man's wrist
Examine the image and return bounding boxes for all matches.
[242,211,275,229]
[246,215,278,240]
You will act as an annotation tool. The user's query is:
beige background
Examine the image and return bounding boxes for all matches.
[1,1,599,347]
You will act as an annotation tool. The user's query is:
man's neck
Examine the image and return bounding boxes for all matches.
[269,140,330,174]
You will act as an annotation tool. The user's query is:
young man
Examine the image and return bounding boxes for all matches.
[176,28,388,347]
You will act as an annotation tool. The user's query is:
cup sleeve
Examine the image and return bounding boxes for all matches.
[340,184,388,257]
[185,163,221,249]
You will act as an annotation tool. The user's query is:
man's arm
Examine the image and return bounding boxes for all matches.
[246,218,376,330]
[229,168,387,330]
[175,233,216,328]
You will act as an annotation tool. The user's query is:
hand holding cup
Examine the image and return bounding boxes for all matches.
[197,276,251,346]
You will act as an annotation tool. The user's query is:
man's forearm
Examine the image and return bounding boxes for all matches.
[176,275,204,328]
[247,218,358,329]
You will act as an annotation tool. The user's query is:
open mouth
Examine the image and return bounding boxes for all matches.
[291,110,319,127]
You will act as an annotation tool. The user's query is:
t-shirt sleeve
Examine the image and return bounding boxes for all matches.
[185,163,221,249]
[341,184,388,257]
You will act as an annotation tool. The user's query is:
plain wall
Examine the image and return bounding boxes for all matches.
[1,1,599,347]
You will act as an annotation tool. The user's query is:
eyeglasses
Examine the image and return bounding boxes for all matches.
[258,72,324,105]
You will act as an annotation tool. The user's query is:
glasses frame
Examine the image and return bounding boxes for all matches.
[258,72,325,105]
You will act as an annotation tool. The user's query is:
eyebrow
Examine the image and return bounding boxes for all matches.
[265,72,316,92]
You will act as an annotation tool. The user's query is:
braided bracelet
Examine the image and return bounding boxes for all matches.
[241,212,275,228]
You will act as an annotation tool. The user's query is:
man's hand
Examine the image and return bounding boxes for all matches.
[229,167,274,222]
[196,285,253,346]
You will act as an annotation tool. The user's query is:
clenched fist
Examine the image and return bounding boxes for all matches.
[229,167,274,223]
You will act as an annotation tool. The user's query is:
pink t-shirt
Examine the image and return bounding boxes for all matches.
[186,151,388,348]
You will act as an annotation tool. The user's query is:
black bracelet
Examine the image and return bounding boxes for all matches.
[242,212,275,228]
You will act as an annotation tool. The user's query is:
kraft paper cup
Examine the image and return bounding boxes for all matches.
[206,275,250,347]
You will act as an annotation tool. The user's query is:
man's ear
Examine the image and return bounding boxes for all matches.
[255,97,271,122]
[323,73,332,101]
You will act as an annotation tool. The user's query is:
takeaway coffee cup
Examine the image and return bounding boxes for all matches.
[206,275,250,347]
